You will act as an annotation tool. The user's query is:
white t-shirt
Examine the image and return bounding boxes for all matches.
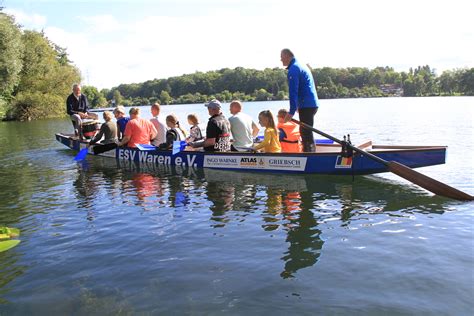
[229,112,255,150]
[150,116,168,146]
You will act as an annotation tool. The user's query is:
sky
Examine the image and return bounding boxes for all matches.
[3,0,473,89]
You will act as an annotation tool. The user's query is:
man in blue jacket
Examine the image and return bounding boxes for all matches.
[281,48,319,152]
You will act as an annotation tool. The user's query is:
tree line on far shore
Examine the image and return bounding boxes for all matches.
[105,65,473,108]
[1,10,473,121]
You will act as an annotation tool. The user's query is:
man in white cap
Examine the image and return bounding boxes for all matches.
[188,99,231,152]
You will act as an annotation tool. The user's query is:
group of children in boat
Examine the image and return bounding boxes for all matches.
[84,99,304,153]
[89,100,302,153]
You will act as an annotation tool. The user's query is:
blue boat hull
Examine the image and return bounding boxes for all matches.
[56,133,446,175]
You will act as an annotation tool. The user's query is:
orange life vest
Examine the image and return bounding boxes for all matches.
[277,122,302,153]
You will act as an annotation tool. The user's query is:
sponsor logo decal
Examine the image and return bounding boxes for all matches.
[205,155,306,171]
[240,157,257,166]
[204,156,239,168]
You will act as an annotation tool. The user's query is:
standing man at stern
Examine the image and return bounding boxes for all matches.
[280,48,319,152]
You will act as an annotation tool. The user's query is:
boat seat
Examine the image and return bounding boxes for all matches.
[356,140,372,150]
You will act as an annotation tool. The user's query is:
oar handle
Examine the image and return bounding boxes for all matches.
[291,119,388,166]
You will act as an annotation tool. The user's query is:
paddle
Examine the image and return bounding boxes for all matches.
[93,141,185,155]
[172,141,186,155]
[292,119,474,201]
[136,144,156,151]
[74,148,88,161]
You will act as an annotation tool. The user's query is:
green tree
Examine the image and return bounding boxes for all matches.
[160,90,172,104]
[402,77,416,96]
[112,89,123,106]
[215,90,232,102]
[438,70,457,95]
[459,68,474,95]
[8,30,80,120]
[82,85,106,108]
[254,88,272,101]
[106,64,469,105]
[100,88,111,101]
[275,90,287,100]
[0,12,23,114]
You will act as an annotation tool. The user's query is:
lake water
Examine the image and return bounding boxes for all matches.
[0,97,473,314]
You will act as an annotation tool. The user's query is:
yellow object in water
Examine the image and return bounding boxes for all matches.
[0,227,21,252]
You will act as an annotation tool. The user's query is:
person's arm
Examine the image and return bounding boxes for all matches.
[118,122,131,146]
[159,130,176,149]
[254,129,270,151]
[190,137,215,148]
[203,138,216,147]
[116,122,121,140]
[66,95,74,116]
[118,135,130,147]
[190,120,216,148]
[150,124,157,142]
[278,127,286,141]
[251,121,259,137]
[287,66,300,117]
[89,124,105,145]
[165,131,175,148]
[75,95,89,119]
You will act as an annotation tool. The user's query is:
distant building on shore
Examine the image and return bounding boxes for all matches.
[379,84,403,97]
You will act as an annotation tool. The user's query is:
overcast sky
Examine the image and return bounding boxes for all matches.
[4,0,473,89]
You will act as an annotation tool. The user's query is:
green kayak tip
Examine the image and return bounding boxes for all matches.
[0,227,21,252]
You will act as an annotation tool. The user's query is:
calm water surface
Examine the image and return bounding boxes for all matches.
[0,97,473,315]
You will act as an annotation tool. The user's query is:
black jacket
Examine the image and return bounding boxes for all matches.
[66,93,89,115]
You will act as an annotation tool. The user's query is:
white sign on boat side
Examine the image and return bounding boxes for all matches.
[203,155,307,171]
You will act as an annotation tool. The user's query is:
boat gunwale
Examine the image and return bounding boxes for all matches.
[55,133,447,157]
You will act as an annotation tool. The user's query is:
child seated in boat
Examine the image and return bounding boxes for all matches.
[88,111,118,146]
[150,102,167,146]
[277,109,302,153]
[253,110,281,153]
[113,106,130,141]
[186,114,203,142]
[158,114,187,150]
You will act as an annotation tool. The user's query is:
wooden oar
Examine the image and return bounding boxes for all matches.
[292,119,474,201]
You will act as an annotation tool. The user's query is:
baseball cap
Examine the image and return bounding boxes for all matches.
[204,99,221,110]
[113,105,126,114]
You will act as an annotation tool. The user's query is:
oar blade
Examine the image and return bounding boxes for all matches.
[172,141,186,155]
[388,161,474,201]
[74,148,88,161]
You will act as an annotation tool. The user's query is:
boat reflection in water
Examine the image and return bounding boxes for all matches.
[71,157,449,279]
